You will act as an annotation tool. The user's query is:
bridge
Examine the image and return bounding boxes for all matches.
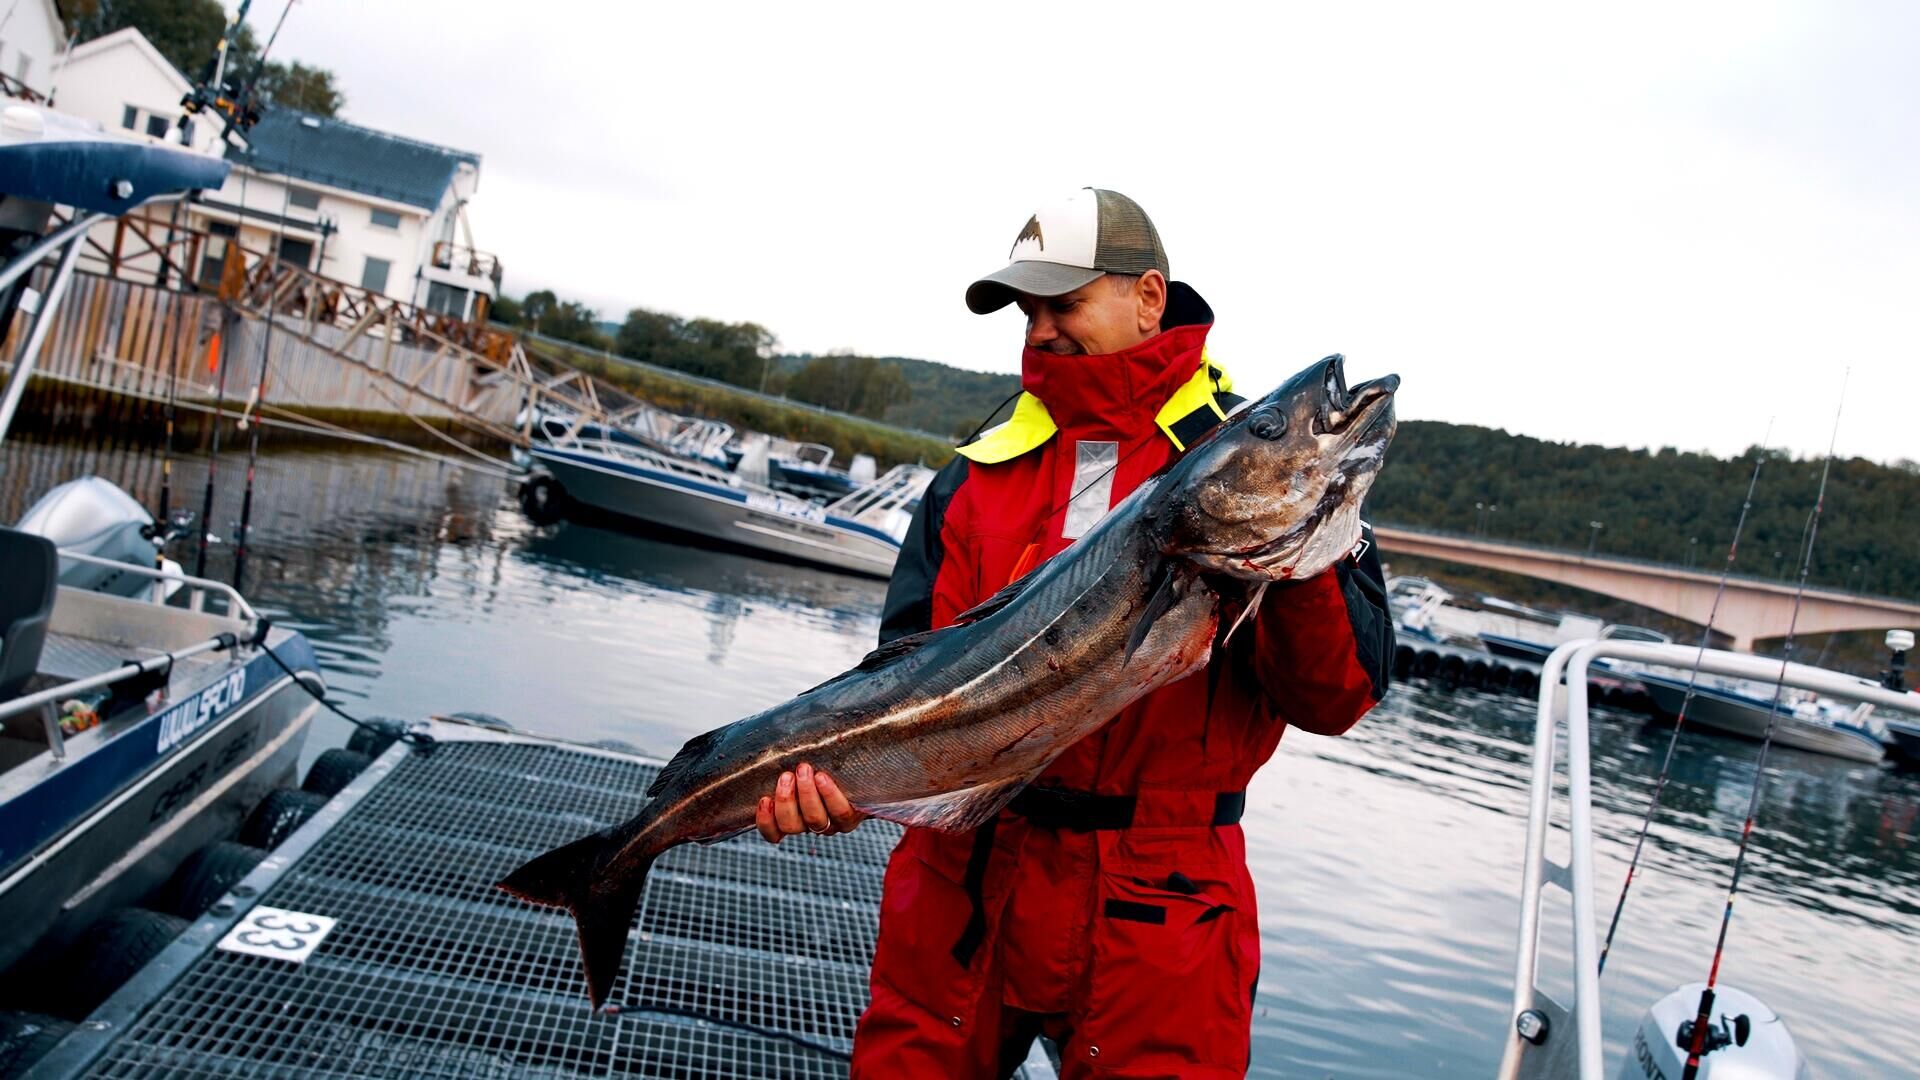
[1373,525,1920,652]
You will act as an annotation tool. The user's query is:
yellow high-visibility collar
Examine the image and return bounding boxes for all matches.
[956,353,1235,464]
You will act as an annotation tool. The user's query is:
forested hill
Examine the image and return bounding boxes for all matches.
[1367,422,1920,598]
[777,354,1020,439]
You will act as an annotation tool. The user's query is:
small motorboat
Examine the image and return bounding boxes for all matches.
[1631,665,1886,764]
[519,420,933,579]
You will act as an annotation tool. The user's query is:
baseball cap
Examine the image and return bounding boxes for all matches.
[965,188,1170,315]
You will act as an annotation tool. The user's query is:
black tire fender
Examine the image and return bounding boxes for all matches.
[302,748,374,798]
[47,909,188,1020]
[152,841,267,919]
[238,788,328,850]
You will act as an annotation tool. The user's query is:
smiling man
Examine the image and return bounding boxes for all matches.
[756,188,1395,1077]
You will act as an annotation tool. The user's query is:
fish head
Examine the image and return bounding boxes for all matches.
[1163,354,1398,581]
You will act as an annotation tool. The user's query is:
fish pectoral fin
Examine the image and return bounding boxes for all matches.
[1123,563,1184,667]
[860,775,1028,832]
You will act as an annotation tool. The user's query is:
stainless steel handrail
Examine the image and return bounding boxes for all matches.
[55,550,260,621]
[1500,639,1920,1080]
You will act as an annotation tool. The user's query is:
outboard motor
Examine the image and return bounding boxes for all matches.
[1619,983,1808,1080]
[14,477,186,598]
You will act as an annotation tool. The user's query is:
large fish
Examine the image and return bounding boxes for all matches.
[498,354,1399,1007]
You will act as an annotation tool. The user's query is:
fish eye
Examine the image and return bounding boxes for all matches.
[1249,406,1287,440]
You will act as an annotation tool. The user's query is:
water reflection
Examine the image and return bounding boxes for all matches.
[3,434,1917,1076]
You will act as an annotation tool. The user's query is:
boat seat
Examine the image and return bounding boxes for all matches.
[0,526,58,704]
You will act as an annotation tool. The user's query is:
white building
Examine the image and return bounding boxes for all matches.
[27,25,499,322]
[52,27,224,155]
[0,0,64,101]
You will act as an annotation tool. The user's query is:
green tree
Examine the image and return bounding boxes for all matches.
[251,60,345,117]
[786,355,912,420]
[72,0,345,118]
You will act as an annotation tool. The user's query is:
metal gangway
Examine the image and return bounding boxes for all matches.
[1499,639,1920,1079]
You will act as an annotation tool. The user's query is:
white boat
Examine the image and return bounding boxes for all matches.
[1625,662,1886,763]
[519,422,932,579]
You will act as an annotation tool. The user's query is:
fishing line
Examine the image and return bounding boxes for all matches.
[1597,421,1773,975]
[1678,375,1847,1080]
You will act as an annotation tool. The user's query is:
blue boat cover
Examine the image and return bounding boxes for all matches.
[0,105,230,213]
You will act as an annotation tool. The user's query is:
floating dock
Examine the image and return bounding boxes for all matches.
[1391,640,1654,713]
[20,719,1055,1079]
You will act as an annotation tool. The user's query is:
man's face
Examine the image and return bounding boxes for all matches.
[1015,272,1166,356]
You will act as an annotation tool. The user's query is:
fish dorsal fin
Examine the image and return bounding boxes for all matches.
[859,774,1027,832]
[647,726,726,798]
[801,573,1038,700]
[954,569,1038,627]
[798,628,943,698]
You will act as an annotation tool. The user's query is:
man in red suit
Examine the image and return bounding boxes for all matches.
[757,189,1393,1078]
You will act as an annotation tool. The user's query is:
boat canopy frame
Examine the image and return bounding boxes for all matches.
[1500,638,1920,1080]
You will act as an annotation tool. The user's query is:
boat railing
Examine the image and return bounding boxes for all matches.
[826,464,934,522]
[54,550,259,621]
[1501,638,1920,1080]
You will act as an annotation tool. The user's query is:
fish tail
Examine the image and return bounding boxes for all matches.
[496,831,653,1009]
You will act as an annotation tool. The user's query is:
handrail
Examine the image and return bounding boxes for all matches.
[0,633,236,729]
[1500,639,1920,1080]
[55,549,260,621]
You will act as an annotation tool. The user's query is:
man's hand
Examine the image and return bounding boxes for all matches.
[754,762,866,844]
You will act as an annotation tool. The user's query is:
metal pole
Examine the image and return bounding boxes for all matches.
[0,232,86,442]
[0,207,112,295]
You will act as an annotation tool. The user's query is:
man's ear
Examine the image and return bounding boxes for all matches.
[1135,271,1168,334]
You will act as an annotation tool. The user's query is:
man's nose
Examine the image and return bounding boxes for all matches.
[1025,307,1057,347]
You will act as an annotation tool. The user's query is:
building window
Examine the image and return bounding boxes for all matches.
[208,221,238,237]
[425,281,470,318]
[288,187,321,211]
[369,208,401,229]
[181,119,195,145]
[275,236,315,270]
[145,114,170,139]
[361,256,391,294]
[121,105,138,130]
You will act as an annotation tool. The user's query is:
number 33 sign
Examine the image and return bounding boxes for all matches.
[216,906,337,964]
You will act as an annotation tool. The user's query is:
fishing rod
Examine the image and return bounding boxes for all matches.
[232,156,291,591]
[1678,377,1846,1080]
[1597,422,1774,975]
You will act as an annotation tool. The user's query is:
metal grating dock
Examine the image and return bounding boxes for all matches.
[36,735,907,1079]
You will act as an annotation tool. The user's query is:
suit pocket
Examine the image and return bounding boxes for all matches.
[1078,859,1257,1076]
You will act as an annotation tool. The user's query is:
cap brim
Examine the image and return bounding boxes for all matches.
[965,261,1105,314]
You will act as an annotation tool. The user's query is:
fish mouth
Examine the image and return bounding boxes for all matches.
[1320,357,1400,437]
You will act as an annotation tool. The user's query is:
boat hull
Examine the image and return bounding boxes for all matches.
[1640,674,1885,764]
[532,448,900,578]
[0,634,320,973]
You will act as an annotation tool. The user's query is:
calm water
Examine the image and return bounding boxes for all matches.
[5,437,1916,1078]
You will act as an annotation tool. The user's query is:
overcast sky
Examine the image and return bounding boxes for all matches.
[244,2,1916,464]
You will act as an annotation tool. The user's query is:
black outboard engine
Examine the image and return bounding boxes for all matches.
[14,477,186,598]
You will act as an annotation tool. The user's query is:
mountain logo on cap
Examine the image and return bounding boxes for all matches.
[1010,215,1044,257]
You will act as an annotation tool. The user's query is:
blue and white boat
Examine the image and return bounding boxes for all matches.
[0,99,325,982]
[520,419,933,579]
[1628,663,1887,764]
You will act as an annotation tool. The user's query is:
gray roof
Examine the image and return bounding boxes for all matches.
[230,110,480,211]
